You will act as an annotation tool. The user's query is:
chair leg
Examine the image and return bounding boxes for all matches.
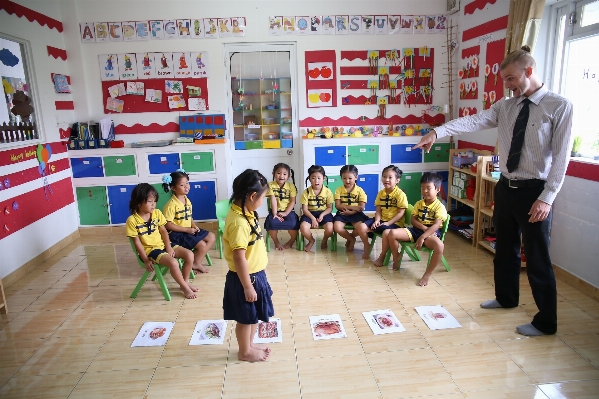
[397,244,407,269]
[368,236,376,256]
[154,266,172,301]
[441,256,450,271]
[131,270,151,298]
[405,246,421,261]
[265,233,271,252]
[217,234,224,259]
[296,233,304,251]
[205,253,213,266]
[383,249,392,266]
[331,232,337,251]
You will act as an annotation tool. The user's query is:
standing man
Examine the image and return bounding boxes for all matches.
[414,46,573,336]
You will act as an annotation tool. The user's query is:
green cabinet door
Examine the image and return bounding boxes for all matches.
[103,155,136,176]
[400,172,423,205]
[76,186,110,225]
[181,151,214,172]
[348,145,379,165]
[326,176,344,212]
[151,183,170,213]
[423,143,451,163]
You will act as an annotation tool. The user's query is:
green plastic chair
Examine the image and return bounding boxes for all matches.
[265,198,304,251]
[368,204,421,266]
[215,199,231,259]
[396,215,451,271]
[129,237,194,301]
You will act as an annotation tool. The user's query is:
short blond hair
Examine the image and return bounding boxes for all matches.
[501,45,536,70]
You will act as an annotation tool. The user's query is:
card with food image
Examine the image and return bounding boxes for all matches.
[253,318,282,344]
[309,314,347,340]
[131,321,174,347]
[362,309,406,335]
[189,320,228,345]
[415,305,462,330]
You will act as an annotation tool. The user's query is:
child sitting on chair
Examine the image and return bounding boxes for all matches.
[126,183,197,299]
[386,172,447,286]
[264,163,299,250]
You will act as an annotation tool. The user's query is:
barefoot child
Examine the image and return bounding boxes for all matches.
[223,169,274,362]
[162,169,216,274]
[387,172,447,286]
[333,165,371,256]
[368,165,409,266]
[299,165,334,251]
[126,183,198,299]
[264,163,299,250]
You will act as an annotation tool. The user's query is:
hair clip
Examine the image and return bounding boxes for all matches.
[162,175,172,184]
[176,168,186,173]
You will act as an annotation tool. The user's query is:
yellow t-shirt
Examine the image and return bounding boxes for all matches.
[334,185,367,207]
[163,195,192,228]
[374,186,409,227]
[267,181,297,210]
[126,209,167,255]
[413,198,448,227]
[300,186,334,212]
[223,204,268,274]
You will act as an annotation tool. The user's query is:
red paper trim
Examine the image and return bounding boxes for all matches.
[462,15,508,42]
[300,114,445,127]
[51,73,71,84]
[461,45,480,59]
[457,140,494,152]
[340,50,394,61]
[114,122,180,135]
[482,38,505,110]
[0,141,66,167]
[566,160,599,182]
[464,0,498,15]
[340,66,402,75]
[47,46,67,60]
[0,177,75,239]
[0,0,63,32]
[55,101,74,110]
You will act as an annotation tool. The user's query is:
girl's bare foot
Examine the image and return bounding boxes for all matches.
[362,243,372,259]
[238,347,270,362]
[418,273,431,286]
[192,263,210,274]
[187,282,199,292]
[373,256,384,267]
[320,240,328,249]
[304,239,315,252]
[283,239,294,249]
[273,240,284,250]
[346,236,356,252]
[181,285,197,299]
[392,261,400,271]
[251,342,272,353]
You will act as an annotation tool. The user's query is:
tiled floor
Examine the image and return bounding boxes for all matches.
[1,229,599,398]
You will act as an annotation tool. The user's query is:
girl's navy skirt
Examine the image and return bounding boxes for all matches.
[168,229,209,249]
[333,211,369,224]
[364,218,400,234]
[264,211,300,230]
[300,211,334,226]
[223,270,274,324]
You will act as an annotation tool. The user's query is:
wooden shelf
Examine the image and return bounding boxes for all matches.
[449,165,477,177]
[449,194,475,209]
[480,206,493,217]
[478,240,496,254]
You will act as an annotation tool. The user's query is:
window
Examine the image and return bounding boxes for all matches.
[550,0,599,160]
[0,34,39,145]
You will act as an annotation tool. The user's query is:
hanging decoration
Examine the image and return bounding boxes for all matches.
[378,66,389,90]
[377,96,387,119]
[368,50,379,74]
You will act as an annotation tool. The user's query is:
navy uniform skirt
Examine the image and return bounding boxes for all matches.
[364,218,400,233]
[300,211,334,226]
[223,270,274,324]
[168,229,210,249]
[264,211,300,230]
[333,211,369,224]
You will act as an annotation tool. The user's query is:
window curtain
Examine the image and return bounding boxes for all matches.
[505,0,546,55]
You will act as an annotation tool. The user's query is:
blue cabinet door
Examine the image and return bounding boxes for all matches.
[71,157,104,178]
[107,185,138,224]
[358,174,379,212]
[390,144,422,163]
[148,153,180,175]
[187,180,216,220]
[315,146,346,166]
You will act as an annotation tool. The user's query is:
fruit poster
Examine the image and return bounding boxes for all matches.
[305,50,337,108]
[362,309,406,335]
[131,321,174,347]
[253,318,283,344]
[309,314,347,340]
[189,320,228,345]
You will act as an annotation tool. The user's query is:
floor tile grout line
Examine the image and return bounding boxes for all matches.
[220,322,234,399]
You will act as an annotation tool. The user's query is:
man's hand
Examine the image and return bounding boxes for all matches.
[528,200,551,223]
[413,130,437,153]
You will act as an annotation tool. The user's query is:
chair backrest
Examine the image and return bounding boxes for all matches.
[215,199,231,230]
[129,237,147,268]
[439,215,451,241]
[404,204,414,227]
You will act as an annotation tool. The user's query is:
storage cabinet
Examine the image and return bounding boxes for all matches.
[103,155,136,177]
[391,144,422,164]
[71,157,104,178]
[180,152,214,173]
[400,172,423,205]
[75,186,110,225]
[326,174,378,212]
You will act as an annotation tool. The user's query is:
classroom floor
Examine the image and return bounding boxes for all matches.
[1,228,599,399]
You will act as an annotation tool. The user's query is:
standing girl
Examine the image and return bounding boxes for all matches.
[333,165,371,256]
[299,165,334,251]
[162,169,216,274]
[126,183,197,299]
[368,165,409,266]
[223,169,274,362]
[264,163,299,250]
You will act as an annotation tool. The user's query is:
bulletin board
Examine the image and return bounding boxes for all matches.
[101,77,208,114]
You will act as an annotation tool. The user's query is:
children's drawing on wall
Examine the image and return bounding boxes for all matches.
[310,16,321,34]
[135,21,150,40]
[361,15,374,34]
[98,54,119,81]
[126,82,144,95]
[322,15,335,35]
[108,22,123,41]
[188,98,207,111]
[296,16,309,35]
[145,89,162,103]
[165,80,183,94]
[174,52,192,78]
[191,19,204,38]
[336,16,348,34]
[118,53,138,80]
[204,18,218,38]
[349,15,361,34]
[218,18,232,37]
[283,17,295,35]
[94,22,109,42]
[150,20,164,39]
[268,16,282,35]
[388,15,400,34]
[137,52,157,78]
[190,51,209,77]
[231,17,246,37]
[413,16,425,34]
[436,15,447,31]
[107,82,125,98]
[155,53,174,78]
[168,95,186,109]
[177,19,191,38]
[400,15,413,34]
[163,20,178,39]
[375,15,388,34]
[80,22,95,42]
[425,16,437,34]
[122,22,136,41]
[106,97,124,113]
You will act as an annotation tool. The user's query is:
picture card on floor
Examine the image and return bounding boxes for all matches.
[253,318,282,344]
[309,314,347,340]
[415,305,461,330]
[131,321,174,347]
[189,320,228,345]
[363,309,406,335]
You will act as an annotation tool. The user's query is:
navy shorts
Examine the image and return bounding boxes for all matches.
[333,211,369,224]
[168,229,210,250]
[364,218,400,234]
[148,246,180,263]
[405,227,440,243]
[223,270,274,324]
[300,211,334,226]
[264,211,300,231]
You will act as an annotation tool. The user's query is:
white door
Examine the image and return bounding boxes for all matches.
[223,43,300,215]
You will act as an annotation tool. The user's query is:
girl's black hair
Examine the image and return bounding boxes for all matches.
[340,164,358,177]
[306,164,328,187]
[421,172,443,189]
[162,170,190,193]
[230,169,269,238]
[382,165,403,179]
[272,162,296,190]
[129,183,159,215]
